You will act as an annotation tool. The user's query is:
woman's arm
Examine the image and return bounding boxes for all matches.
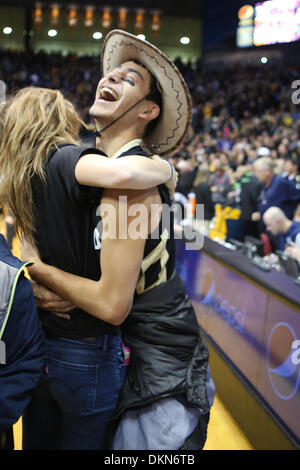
[75,153,177,192]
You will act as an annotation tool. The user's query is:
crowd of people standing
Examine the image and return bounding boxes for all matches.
[1,48,300,259]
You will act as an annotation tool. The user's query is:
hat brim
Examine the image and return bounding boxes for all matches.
[101,30,192,157]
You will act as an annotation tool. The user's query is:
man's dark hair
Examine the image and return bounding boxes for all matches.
[129,58,162,138]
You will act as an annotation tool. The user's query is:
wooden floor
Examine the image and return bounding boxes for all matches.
[1,217,254,451]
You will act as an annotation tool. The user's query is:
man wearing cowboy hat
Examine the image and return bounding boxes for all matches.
[23,30,215,450]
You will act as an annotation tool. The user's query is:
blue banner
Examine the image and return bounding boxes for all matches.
[175,239,300,445]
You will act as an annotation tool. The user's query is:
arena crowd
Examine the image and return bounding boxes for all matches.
[1,48,300,263]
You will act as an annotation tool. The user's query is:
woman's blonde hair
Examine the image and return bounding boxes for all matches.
[0,87,87,244]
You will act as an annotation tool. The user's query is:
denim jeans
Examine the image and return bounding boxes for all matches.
[22,334,126,450]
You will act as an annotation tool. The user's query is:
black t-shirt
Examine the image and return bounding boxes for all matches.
[32,144,119,338]
[240,175,262,220]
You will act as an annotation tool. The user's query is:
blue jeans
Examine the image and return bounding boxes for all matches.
[22,334,126,450]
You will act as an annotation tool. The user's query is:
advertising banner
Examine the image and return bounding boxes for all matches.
[175,240,300,444]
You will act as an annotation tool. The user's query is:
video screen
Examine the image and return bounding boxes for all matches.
[254,0,300,46]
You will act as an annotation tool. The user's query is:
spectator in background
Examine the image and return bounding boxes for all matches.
[203,102,212,133]
[274,158,286,175]
[193,165,215,235]
[218,132,233,153]
[236,166,262,239]
[296,142,300,174]
[210,159,231,206]
[282,157,300,189]
[252,157,300,224]
[175,158,198,198]
[263,206,300,251]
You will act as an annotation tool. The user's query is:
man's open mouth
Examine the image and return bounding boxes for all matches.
[99,87,119,102]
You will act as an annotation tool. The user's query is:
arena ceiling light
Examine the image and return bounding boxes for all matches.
[93,32,102,40]
[180,36,190,45]
[48,29,58,37]
[3,27,13,35]
[261,57,268,64]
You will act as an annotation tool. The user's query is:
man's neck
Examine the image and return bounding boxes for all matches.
[96,122,143,158]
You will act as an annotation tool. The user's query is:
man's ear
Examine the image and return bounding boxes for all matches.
[138,103,160,124]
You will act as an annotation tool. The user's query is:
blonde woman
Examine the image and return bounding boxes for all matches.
[0,87,177,450]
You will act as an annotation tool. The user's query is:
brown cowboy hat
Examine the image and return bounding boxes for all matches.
[101,29,192,156]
